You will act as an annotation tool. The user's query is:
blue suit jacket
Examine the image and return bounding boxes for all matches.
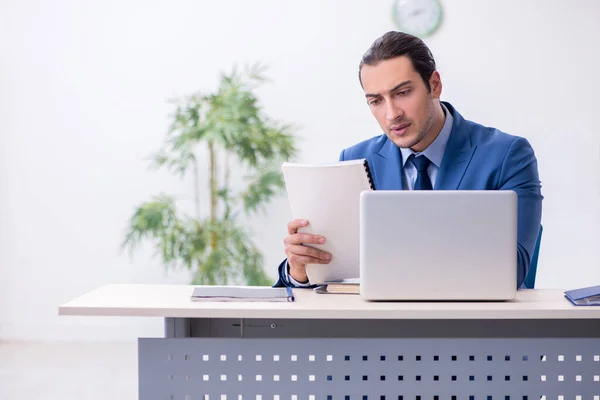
[275,101,543,288]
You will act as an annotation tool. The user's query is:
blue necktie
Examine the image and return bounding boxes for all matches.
[410,154,433,190]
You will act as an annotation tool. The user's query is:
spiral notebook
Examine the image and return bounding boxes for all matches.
[281,159,375,284]
[190,286,295,302]
[564,285,600,306]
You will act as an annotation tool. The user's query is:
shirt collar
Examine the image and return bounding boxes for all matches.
[399,102,453,168]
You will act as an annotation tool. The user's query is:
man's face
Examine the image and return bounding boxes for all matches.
[360,56,442,152]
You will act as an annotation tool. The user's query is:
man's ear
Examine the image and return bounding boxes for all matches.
[429,71,442,98]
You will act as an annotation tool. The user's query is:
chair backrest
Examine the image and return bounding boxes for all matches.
[523,225,543,289]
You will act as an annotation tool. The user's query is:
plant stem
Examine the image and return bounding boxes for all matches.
[224,152,230,191]
[208,140,218,250]
[223,151,231,220]
[193,158,200,219]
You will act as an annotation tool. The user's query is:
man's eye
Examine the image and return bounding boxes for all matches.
[369,99,381,106]
[397,90,411,96]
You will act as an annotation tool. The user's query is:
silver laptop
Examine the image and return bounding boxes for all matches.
[359,190,518,301]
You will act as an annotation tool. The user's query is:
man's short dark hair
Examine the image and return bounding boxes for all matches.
[359,31,437,92]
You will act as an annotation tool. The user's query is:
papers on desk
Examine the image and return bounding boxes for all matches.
[564,285,600,306]
[190,286,295,302]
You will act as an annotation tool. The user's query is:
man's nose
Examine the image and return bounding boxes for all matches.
[385,101,403,121]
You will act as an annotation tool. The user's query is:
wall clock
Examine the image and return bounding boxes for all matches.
[392,0,443,38]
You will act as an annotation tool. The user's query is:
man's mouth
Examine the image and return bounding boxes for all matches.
[390,123,410,136]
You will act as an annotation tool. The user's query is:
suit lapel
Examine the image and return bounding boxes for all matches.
[435,146,476,190]
[371,138,404,190]
[434,102,476,190]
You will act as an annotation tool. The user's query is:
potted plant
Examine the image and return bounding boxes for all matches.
[122,64,297,285]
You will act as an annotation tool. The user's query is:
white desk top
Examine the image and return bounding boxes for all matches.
[58,284,600,320]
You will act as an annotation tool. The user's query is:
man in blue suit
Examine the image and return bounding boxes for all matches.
[276,31,543,289]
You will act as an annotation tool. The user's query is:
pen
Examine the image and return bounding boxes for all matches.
[286,286,295,302]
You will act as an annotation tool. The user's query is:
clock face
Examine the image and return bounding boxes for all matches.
[392,0,443,38]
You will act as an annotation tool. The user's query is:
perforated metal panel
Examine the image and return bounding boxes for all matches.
[138,338,600,400]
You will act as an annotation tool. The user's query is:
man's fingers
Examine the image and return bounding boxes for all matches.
[284,218,330,268]
[287,219,308,235]
[286,233,326,246]
[288,244,331,261]
[288,254,329,266]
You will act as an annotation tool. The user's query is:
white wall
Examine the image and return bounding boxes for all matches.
[1,0,598,341]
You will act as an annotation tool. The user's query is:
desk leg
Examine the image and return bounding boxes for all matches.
[165,318,190,338]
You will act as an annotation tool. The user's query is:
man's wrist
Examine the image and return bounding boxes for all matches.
[290,269,309,284]
[287,262,309,285]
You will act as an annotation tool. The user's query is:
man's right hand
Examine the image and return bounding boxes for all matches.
[283,219,331,284]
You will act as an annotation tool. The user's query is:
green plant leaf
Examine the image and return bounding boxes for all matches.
[240,166,286,215]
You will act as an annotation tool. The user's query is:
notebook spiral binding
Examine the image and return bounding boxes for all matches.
[363,159,376,190]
